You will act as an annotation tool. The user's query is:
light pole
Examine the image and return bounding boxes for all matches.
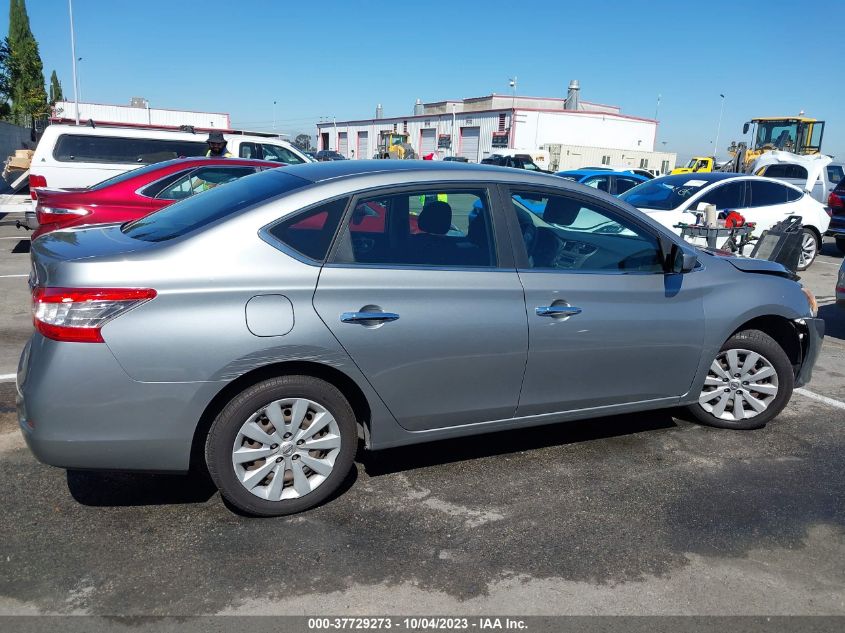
[68,0,80,125]
[76,57,82,103]
[713,93,725,158]
[272,100,276,131]
[654,94,661,144]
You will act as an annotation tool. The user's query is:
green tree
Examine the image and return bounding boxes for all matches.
[0,38,11,116]
[293,134,312,151]
[48,69,62,104]
[7,0,48,123]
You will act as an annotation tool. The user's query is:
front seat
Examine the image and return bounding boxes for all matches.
[412,200,459,265]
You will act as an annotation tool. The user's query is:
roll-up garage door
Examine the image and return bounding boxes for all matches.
[338,132,348,157]
[420,129,436,156]
[357,132,369,160]
[460,127,480,162]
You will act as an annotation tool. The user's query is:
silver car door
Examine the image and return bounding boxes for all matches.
[503,187,705,416]
[313,185,528,431]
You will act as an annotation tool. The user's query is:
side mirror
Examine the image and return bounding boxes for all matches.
[743,122,750,135]
[664,241,697,273]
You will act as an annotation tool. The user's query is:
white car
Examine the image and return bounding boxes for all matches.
[619,173,830,269]
[29,124,311,191]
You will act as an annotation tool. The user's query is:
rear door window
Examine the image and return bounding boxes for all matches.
[748,181,789,207]
[53,134,207,164]
[696,181,745,210]
[155,166,257,200]
[331,189,496,268]
[266,197,349,261]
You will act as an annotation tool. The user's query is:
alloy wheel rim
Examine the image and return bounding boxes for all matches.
[231,398,341,501]
[799,232,817,268]
[698,348,779,422]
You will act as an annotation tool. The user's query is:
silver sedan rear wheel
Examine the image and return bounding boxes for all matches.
[232,397,342,501]
[698,348,779,422]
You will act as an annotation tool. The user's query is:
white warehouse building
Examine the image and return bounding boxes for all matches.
[316,80,676,174]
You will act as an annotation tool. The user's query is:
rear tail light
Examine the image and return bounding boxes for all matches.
[828,191,844,213]
[36,205,91,227]
[29,174,47,200]
[32,287,157,343]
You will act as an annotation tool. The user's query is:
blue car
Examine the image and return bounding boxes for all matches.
[555,169,648,195]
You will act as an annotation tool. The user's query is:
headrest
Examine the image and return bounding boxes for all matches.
[544,197,581,226]
[419,201,452,235]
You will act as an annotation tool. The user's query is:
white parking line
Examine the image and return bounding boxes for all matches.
[795,388,845,411]
[0,236,29,240]
[0,274,27,278]
[0,373,16,383]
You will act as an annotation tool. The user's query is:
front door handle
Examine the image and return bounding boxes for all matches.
[535,306,582,318]
[340,311,400,324]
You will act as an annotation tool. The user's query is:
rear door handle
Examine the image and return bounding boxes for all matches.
[535,306,582,318]
[340,311,400,324]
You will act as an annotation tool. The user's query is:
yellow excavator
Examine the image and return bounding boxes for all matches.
[726,116,825,172]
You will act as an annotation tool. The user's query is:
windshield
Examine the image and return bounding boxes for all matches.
[754,120,800,152]
[619,175,712,210]
[87,161,179,191]
[122,170,309,242]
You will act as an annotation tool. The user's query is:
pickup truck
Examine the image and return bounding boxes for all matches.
[671,156,716,174]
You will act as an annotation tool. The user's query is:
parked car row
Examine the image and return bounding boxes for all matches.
[17,160,824,517]
[28,124,312,192]
[619,172,830,270]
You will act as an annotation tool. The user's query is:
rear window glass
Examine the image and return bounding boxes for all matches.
[54,134,207,164]
[267,197,349,261]
[87,161,180,191]
[122,170,309,242]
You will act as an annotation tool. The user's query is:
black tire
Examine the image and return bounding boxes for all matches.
[797,228,819,271]
[686,329,794,430]
[836,237,845,256]
[205,375,357,517]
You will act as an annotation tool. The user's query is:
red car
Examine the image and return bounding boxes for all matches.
[30,157,279,239]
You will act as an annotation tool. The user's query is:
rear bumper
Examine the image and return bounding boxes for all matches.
[795,317,825,387]
[16,334,225,472]
[825,216,845,237]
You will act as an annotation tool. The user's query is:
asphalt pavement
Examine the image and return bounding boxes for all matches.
[0,204,843,616]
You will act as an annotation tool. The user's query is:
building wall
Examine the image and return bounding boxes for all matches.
[515,111,657,153]
[546,143,677,174]
[317,108,660,164]
[318,110,509,162]
[52,101,230,130]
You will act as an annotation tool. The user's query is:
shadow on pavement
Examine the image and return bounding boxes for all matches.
[67,469,217,507]
[363,410,679,476]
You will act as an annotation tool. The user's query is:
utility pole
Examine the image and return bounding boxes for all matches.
[713,93,725,159]
[68,0,80,125]
[654,94,661,145]
[272,100,276,131]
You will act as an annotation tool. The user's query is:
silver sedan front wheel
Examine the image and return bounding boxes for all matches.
[687,329,793,430]
[698,349,779,422]
[232,398,342,501]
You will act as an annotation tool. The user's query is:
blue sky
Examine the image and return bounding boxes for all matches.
[10,0,843,161]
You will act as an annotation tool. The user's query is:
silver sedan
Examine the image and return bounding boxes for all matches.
[18,161,824,516]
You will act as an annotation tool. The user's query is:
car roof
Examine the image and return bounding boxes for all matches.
[652,172,745,184]
[141,156,279,169]
[557,169,646,178]
[278,159,564,185]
